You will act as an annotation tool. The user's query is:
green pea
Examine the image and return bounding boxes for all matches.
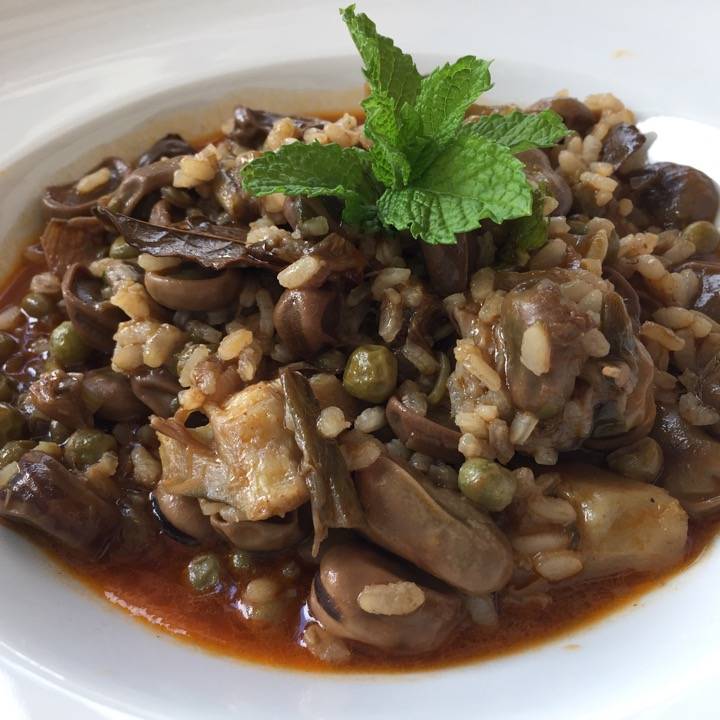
[681,221,720,254]
[458,458,517,512]
[343,344,398,404]
[229,550,253,572]
[187,553,222,592]
[50,321,90,368]
[48,420,71,444]
[0,440,36,467]
[173,343,198,377]
[21,292,54,318]
[607,437,663,483]
[0,375,17,403]
[63,429,117,469]
[109,236,139,260]
[0,403,25,447]
[0,332,17,364]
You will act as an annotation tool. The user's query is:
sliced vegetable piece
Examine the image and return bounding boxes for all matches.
[309,543,464,654]
[0,451,119,558]
[280,368,364,554]
[40,217,107,278]
[28,370,92,429]
[42,157,129,219]
[557,463,688,578]
[385,395,461,463]
[61,264,126,354]
[355,455,513,594]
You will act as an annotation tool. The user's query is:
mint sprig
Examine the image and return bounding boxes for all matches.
[378,134,530,246]
[240,4,569,246]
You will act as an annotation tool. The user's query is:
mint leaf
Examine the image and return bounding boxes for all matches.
[360,93,413,187]
[340,5,422,189]
[240,142,380,225]
[340,5,420,109]
[377,132,532,245]
[416,56,492,147]
[513,189,549,251]
[465,109,569,153]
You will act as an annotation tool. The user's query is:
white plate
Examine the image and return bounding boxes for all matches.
[2,1,720,718]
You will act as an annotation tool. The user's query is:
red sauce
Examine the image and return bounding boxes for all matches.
[6,516,716,673]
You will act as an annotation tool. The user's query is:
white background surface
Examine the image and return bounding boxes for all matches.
[1,1,720,718]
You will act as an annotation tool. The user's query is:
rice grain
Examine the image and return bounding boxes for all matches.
[520,323,551,376]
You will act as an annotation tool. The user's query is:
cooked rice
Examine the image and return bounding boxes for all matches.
[371,267,411,300]
[277,255,325,289]
[340,430,384,470]
[455,340,502,391]
[520,323,551,375]
[357,581,425,615]
[317,406,351,439]
[469,267,495,303]
[458,432,491,459]
[640,321,686,351]
[533,550,583,581]
[581,328,611,358]
[173,145,219,188]
[678,392,720,426]
[218,328,254,360]
[178,344,211,387]
[378,288,403,343]
[110,282,153,320]
[509,412,539,445]
[512,531,571,555]
[265,118,299,151]
[529,238,567,270]
[29,272,61,296]
[143,323,185,368]
[76,166,111,194]
[527,496,577,526]
[401,391,428,417]
[302,624,351,664]
[354,406,387,433]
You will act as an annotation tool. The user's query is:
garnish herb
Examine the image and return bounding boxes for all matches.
[241,5,569,246]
